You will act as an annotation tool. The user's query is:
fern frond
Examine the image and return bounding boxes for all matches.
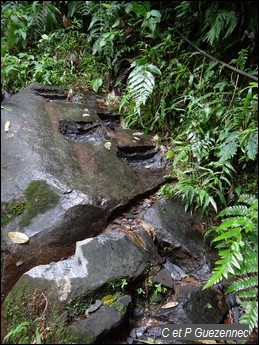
[247,132,258,160]
[238,288,258,300]
[203,247,242,289]
[218,131,239,162]
[239,252,258,274]
[238,194,258,205]
[237,49,249,71]
[67,1,89,17]
[203,9,237,46]
[126,63,161,113]
[218,205,248,217]
[239,301,258,332]
[226,276,258,294]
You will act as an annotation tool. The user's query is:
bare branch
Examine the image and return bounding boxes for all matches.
[175,29,258,82]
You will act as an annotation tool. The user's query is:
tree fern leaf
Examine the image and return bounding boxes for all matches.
[239,301,258,332]
[203,257,234,288]
[247,131,258,160]
[219,205,248,217]
[238,194,257,205]
[67,1,89,17]
[238,288,258,300]
[203,9,237,46]
[213,227,241,242]
[226,276,258,294]
[221,11,237,40]
[218,132,239,162]
[126,63,159,110]
[203,267,224,289]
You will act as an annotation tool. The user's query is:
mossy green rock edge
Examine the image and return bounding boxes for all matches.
[3,275,131,344]
[20,179,60,226]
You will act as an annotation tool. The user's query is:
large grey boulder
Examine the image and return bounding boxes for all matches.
[3,229,161,310]
[1,84,170,294]
[140,197,216,280]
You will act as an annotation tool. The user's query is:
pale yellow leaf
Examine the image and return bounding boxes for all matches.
[16,261,24,267]
[82,113,90,117]
[145,165,152,169]
[161,301,179,309]
[8,232,29,244]
[152,134,160,142]
[104,141,112,150]
[120,116,127,129]
[134,136,141,141]
[101,295,117,305]
[5,120,10,132]
[133,132,144,136]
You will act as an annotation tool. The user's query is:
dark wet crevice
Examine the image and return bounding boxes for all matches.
[117,146,169,169]
[59,119,107,142]
[34,87,67,100]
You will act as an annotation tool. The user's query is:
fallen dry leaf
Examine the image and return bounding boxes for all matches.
[125,231,148,251]
[16,261,24,267]
[104,141,112,150]
[133,132,144,136]
[8,231,29,244]
[138,219,156,241]
[152,134,160,142]
[161,301,179,309]
[5,120,11,132]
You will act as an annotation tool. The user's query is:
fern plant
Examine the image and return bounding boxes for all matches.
[119,59,161,127]
[202,5,237,46]
[204,194,258,332]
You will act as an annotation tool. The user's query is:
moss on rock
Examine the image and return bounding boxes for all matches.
[1,199,27,226]
[19,180,60,226]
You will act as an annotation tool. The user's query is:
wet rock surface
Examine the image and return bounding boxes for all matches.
[1,84,233,344]
[68,295,132,344]
[1,83,171,295]
[154,283,228,324]
[140,197,216,280]
[3,229,161,308]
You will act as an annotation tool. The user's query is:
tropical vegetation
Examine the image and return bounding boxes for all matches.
[1,0,258,339]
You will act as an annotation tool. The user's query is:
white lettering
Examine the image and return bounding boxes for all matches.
[195,328,202,337]
[243,330,249,338]
[162,328,169,338]
[185,328,192,337]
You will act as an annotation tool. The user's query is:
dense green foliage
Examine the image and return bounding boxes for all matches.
[203,194,258,331]
[1,0,258,336]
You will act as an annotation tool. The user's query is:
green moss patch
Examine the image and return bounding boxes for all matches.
[1,200,27,226]
[19,180,60,227]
